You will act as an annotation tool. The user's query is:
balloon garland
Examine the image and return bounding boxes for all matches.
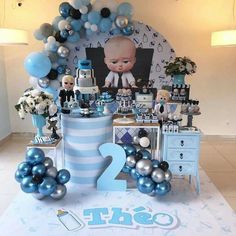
[24,0,135,100]
[15,148,70,200]
[121,129,172,196]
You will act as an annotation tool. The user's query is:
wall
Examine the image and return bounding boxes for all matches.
[0,48,11,140]
[3,0,236,135]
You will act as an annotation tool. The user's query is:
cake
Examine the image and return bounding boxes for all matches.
[116,89,133,114]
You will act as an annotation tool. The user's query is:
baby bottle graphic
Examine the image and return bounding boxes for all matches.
[57,209,84,231]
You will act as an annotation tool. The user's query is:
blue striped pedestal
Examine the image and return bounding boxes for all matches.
[61,114,112,188]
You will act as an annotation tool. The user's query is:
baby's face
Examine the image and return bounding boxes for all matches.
[104,41,136,73]
[62,78,74,90]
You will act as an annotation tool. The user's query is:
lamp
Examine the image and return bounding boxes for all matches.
[0,28,28,45]
[211,0,236,46]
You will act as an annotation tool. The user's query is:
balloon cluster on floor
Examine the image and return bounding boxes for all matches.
[25,0,135,100]
[121,129,172,196]
[15,148,70,200]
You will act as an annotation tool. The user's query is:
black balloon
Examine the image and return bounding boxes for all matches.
[32,174,43,185]
[54,31,67,43]
[159,161,169,171]
[69,8,81,19]
[138,128,148,138]
[101,8,111,18]
[135,151,143,161]
[47,69,58,80]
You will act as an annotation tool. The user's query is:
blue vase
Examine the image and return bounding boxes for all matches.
[32,114,46,137]
[173,74,185,85]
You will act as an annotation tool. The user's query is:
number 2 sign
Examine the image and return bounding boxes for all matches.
[97,143,127,191]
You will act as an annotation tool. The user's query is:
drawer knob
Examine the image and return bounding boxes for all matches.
[179,166,182,172]
[180,153,183,159]
[180,140,184,146]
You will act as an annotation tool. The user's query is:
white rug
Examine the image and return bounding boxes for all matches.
[0,169,236,236]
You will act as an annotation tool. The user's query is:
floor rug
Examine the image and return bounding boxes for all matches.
[0,169,236,236]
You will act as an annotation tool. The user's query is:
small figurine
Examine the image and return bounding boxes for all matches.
[47,114,60,140]
[153,89,170,121]
[103,36,137,88]
[59,75,75,114]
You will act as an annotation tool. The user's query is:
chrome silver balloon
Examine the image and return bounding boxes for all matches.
[43,157,53,169]
[51,184,67,200]
[57,45,70,58]
[151,168,165,183]
[115,15,129,29]
[38,77,50,88]
[164,169,172,182]
[46,166,58,178]
[136,159,153,176]
[126,155,136,168]
[32,192,46,200]
[133,136,140,145]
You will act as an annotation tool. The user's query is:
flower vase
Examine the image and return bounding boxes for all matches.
[32,114,46,137]
[173,74,185,85]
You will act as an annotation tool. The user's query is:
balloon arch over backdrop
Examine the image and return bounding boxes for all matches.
[24,0,175,100]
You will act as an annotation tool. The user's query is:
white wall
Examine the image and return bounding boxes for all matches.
[0,48,11,140]
[3,0,236,135]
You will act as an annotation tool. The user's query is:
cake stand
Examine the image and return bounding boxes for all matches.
[113,112,135,124]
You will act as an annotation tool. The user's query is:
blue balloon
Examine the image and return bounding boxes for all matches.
[88,11,101,24]
[81,0,90,5]
[67,32,80,42]
[117,2,133,18]
[122,22,134,36]
[71,19,83,31]
[86,28,93,36]
[71,0,83,9]
[122,165,132,174]
[60,29,69,38]
[52,16,64,31]
[38,177,57,196]
[130,168,141,180]
[15,170,24,183]
[109,12,117,21]
[81,13,88,22]
[137,177,155,194]
[110,28,122,36]
[34,29,44,40]
[57,65,66,74]
[21,176,38,193]
[17,162,32,176]
[122,144,136,156]
[152,160,160,168]
[24,52,52,78]
[99,18,112,33]
[137,149,152,160]
[56,169,71,184]
[59,2,72,18]
[155,180,171,196]
[26,148,45,165]
[32,164,46,176]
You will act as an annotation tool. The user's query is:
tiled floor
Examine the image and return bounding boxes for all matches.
[0,135,236,216]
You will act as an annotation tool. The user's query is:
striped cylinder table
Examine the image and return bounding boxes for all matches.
[61,114,112,188]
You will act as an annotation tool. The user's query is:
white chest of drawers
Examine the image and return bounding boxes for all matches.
[161,131,201,194]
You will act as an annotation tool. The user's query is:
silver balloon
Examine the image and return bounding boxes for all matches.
[46,166,58,178]
[43,157,53,168]
[165,169,172,182]
[126,155,136,168]
[38,77,50,88]
[51,184,67,200]
[151,168,165,183]
[133,136,140,145]
[32,192,46,200]
[57,46,70,58]
[115,16,129,29]
[136,159,153,176]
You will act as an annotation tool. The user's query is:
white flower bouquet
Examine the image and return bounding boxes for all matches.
[15,88,57,119]
[164,56,197,76]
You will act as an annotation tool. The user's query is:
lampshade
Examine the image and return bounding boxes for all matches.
[0,28,28,45]
[211,30,236,46]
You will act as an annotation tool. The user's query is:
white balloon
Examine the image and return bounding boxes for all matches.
[50,80,61,90]
[79,5,88,14]
[29,76,39,88]
[90,24,98,32]
[47,36,56,43]
[58,20,68,31]
[84,21,91,29]
[139,137,150,148]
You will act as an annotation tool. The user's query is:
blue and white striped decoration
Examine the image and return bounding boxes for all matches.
[61,115,112,187]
